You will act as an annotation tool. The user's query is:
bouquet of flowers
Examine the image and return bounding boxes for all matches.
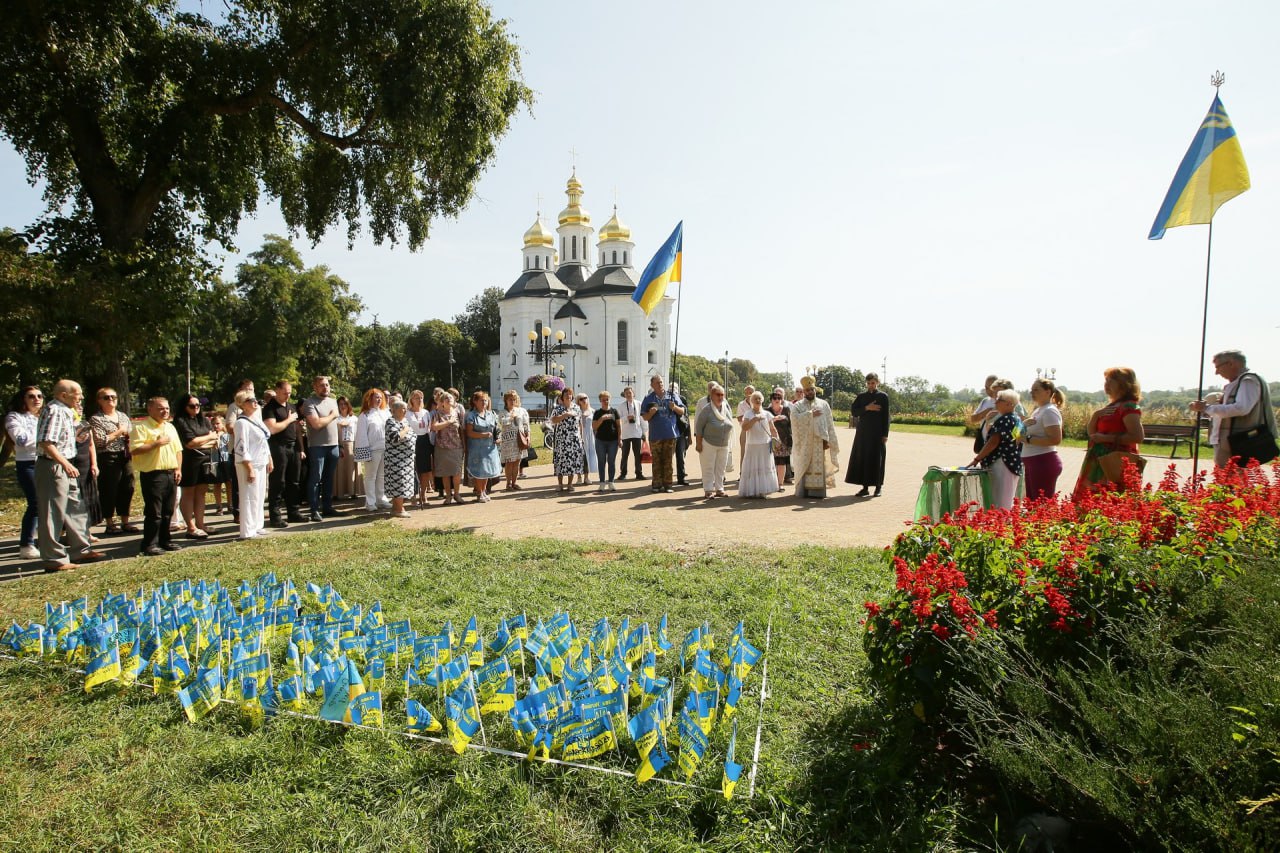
[524,374,567,394]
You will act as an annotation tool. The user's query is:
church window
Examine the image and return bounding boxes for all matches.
[617,321,629,363]
[647,350,656,365]
[561,237,566,258]
[571,235,578,260]
[510,351,516,366]
[535,321,544,357]
[525,256,529,270]
[623,250,628,265]
[535,255,541,269]
[612,250,618,265]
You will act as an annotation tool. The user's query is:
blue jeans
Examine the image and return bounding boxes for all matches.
[307,444,340,513]
[595,439,618,483]
[16,460,37,546]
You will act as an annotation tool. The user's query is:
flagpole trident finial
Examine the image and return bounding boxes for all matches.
[1211,70,1225,90]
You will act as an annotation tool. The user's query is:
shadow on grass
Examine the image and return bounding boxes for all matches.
[795,699,974,851]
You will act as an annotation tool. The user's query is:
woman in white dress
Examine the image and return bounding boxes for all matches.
[498,390,530,491]
[354,388,391,512]
[574,393,597,486]
[738,391,780,498]
[232,392,273,540]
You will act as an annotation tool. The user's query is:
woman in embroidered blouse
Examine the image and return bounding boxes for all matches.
[90,387,137,535]
[333,396,361,500]
[431,392,464,505]
[550,387,584,492]
[354,388,391,512]
[738,391,781,498]
[465,391,502,502]
[498,390,530,491]
[970,388,1024,510]
[5,386,43,559]
[232,392,273,541]
[1073,367,1145,498]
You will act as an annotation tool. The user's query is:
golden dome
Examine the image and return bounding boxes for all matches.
[597,206,631,242]
[557,170,591,226]
[523,215,554,248]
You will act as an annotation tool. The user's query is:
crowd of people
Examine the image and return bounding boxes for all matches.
[4,351,1274,570]
[965,349,1274,510]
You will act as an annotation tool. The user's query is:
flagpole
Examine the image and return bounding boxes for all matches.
[1191,220,1213,488]
[670,282,683,386]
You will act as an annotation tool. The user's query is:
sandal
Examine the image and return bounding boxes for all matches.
[121,523,141,534]
[187,529,209,540]
[104,521,120,535]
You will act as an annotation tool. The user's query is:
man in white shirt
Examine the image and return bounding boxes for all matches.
[1191,349,1276,467]
[617,385,647,480]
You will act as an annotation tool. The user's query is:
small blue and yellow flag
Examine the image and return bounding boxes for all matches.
[348,690,383,727]
[723,719,742,800]
[636,730,671,784]
[405,698,443,733]
[84,642,122,692]
[1149,94,1250,239]
[631,222,683,316]
[178,664,223,723]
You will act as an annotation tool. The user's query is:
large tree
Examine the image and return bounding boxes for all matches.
[0,0,530,398]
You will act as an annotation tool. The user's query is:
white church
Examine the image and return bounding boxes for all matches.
[488,170,675,411]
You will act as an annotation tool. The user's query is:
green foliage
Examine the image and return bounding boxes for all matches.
[405,319,466,391]
[0,0,530,395]
[354,319,414,394]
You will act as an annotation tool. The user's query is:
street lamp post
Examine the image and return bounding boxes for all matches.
[527,327,570,413]
[448,345,455,390]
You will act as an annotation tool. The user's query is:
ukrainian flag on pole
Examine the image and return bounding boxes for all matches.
[632,222,682,315]
[1149,94,1250,239]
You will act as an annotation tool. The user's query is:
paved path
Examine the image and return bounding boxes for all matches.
[0,429,1196,581]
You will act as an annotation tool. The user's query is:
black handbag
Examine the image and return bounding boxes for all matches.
[1228,424,1278,465]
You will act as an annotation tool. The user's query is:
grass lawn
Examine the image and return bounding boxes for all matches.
[0,526,921,852]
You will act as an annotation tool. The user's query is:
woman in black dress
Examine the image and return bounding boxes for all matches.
[844,373,890,497]
[174,394,220,538]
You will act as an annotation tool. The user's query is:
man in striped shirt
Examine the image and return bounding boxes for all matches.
[36,379,104,570]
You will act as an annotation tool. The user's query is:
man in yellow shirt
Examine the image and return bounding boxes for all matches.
[129,397,184,556]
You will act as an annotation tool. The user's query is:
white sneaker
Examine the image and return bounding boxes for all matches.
[18,544,40,560]
[479,493,491,503]
[610,482,618,492]
[597,484,606,493]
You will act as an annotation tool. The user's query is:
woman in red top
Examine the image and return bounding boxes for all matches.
[1073,366,1146,498]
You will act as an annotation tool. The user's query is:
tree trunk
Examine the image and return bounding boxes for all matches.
[103,352,131,415]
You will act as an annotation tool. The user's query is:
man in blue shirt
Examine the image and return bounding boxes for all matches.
[641,374,685,493]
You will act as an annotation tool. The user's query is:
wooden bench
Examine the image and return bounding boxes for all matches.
[1141,423,1204,458]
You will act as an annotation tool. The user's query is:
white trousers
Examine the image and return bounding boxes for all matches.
[363,449,387,509]
[700,444,729,493]
[988,462,1020,511]
[237,464,267,539]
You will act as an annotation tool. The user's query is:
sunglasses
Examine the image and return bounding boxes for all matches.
[187,402,200,408]
[26,393,43,399]
[99,394,117,400]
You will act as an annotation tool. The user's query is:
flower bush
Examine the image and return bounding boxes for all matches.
[523,374,566,395]
[862,461,1280,717]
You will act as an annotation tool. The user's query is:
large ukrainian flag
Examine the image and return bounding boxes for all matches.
[632,222,683,315]
[1149,95,1250,239]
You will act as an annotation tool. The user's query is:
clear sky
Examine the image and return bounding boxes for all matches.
[2,0,1277,394]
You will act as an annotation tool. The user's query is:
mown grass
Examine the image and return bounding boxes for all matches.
[0,526,945,852]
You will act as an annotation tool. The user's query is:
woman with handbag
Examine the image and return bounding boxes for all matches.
[354,388,391,512]
[498,390,530,491]
[550,387,584,492]
[1073,367,1146,498]
[174,393,220,539]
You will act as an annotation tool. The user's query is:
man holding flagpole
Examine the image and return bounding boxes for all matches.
[1148,73,1251,484]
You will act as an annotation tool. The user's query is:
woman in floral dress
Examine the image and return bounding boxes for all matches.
[549,387,584,492]
[383,400,417,517]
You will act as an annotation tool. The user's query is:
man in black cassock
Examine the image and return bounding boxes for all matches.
[845,373,890,496]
